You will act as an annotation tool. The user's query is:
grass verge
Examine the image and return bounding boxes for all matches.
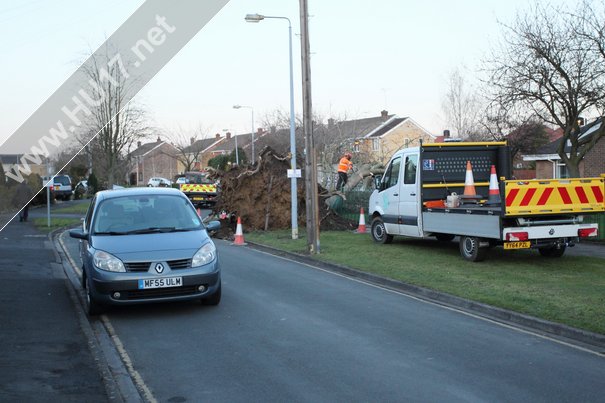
[51,201,91,215]
[32,217,81,233]
[246,230,605,335]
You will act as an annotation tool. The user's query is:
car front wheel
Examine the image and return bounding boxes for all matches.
[84,276,104,316]
[201,281,221,306]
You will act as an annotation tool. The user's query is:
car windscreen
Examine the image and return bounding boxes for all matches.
[54,176,71,185]
[92,194,203,235]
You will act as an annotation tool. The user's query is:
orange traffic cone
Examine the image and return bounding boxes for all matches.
[356,207,367,233]
[460,160,481,204]
[486,165,501,205]
[233,217,246,245]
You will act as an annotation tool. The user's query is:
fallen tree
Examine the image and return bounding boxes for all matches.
[207,146,383,237]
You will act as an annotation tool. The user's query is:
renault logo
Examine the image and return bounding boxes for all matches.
[549,228,555,235]
[154,263,165,274]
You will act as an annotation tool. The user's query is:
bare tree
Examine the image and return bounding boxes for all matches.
[79,47,150,187]
[485,1,605,177]
[441,67,482,139]
[164,124,209,173]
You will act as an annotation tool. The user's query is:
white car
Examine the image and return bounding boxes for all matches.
[147,177,172,187]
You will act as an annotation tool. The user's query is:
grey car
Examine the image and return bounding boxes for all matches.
[70,187,221,315]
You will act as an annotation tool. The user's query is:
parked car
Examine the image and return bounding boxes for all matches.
[147,177,172,187]
[69,187,221,315]
[44,174,72,201]
[75,180,88,192]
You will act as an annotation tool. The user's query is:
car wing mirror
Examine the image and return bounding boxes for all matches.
[69,228,89,240]
[205,220,221,232]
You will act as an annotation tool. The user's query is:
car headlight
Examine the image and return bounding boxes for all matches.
[192,242,216,267]
[93,250,126,272]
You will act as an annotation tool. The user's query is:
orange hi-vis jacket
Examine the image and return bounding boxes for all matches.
[338,157,353,173]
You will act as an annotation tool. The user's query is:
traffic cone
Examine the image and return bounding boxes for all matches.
[463,161,476,196]
[356,207,367,233]
[486,165,501,205]
[233,217,246,245]
[460,160,481,204]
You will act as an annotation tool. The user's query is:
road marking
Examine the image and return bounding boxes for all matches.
[59,230,158,402]
[102,317,158,403]
[244,243,604,357]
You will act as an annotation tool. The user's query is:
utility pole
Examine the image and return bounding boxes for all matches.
[299,0,320,253]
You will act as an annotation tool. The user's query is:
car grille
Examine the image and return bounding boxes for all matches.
[124,259,192,272]
[122,285,200,300]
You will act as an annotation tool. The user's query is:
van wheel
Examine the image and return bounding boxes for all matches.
[539,245,566,258]
[459,236,487,262]
[371,217,393,244]
[435,233,455,242]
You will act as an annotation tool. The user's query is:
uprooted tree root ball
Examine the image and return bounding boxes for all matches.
[206,146,357,239]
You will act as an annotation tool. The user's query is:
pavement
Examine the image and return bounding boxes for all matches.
[0,216,111,402]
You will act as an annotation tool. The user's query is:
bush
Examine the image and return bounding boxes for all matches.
[88,172,99,194]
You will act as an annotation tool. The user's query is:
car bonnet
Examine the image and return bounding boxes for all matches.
[91,230,211,261]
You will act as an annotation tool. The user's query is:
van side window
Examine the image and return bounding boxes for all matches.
[382,156,401,190]
[404,154,418,184]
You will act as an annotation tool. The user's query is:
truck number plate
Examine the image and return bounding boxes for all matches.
[504,241,530,250]
[138,277,182,289]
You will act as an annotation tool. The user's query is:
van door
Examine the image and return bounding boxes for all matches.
[378,155,402,235]
[398,152,421,237]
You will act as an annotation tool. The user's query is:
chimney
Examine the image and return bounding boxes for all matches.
[270,126,276,134]
[226,132,231,140]
[381,110,389,120]
[443,129,450,138]
[215,133,221,140]
[137,141,142,148]
[157,136,161,142]
[257,127,263,135]
[328,118,335,128]
[190,137,195,145]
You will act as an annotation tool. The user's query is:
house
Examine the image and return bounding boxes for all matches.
[181,133,225,170]
[316,110,434,166]
[0,154,48,182]
[128,137,179,185]
[523,118,605,179]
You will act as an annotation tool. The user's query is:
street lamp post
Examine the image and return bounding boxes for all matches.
[233,105,254,164]
[245,13,299,240]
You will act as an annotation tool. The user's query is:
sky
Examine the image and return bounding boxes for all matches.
[0,0,545,152]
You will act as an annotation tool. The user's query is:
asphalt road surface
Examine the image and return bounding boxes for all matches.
[62,233,605,402]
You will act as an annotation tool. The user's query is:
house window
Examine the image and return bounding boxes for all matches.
[557,162,569,178]
[372,138,380,151]
[404,138,410,148]
[353,142,360,152]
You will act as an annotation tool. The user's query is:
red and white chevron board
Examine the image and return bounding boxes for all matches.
[504,179,604,215]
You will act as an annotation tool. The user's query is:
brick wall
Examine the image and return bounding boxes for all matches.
[535,161,554,179]
[583,137,605,177]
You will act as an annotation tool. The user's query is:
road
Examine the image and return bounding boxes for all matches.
[61,231,605,402]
